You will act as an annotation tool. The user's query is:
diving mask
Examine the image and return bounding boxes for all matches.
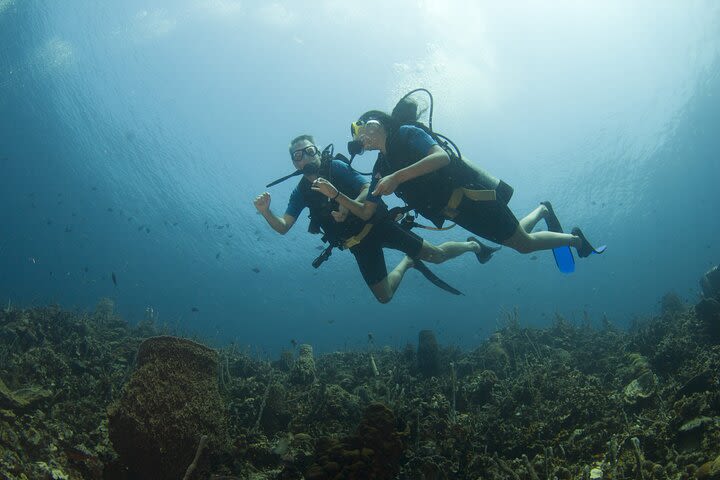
[350,119,381,139]
[348,119,381,158]
[291,144,319,162]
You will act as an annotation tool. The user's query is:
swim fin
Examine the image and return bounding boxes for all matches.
[414,260,463,295]
[541,201,575,274]
[571,227,607,258]
[467,237,501,264]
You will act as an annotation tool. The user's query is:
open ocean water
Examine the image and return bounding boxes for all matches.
[1,1,719,354]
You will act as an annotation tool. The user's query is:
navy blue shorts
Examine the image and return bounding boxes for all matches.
[350,220,424,286]
[453,197,519,244]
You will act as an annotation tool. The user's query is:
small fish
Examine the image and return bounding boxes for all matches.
[316,245,325,251]
[327,319,335,324]
[111,272,117,286]
[145,227,150,233]
[215,252,220,260]
[290,339,297,348]
[91,186,97,191]
[107,207,113,212]
[368,332,374,342]
[172,222,178,226]
[65,226,72,233]
[137,225,145,231]
[191,307,199,312]
[251,267,260,273]
[83,266,88,272]
[530,255,537,260]
[46,219,52,225]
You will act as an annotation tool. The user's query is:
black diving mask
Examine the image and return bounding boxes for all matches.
[291,145,319,163]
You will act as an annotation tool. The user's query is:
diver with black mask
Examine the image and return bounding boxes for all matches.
[253,134,499,303]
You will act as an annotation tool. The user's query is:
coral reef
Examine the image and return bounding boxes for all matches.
[107,335,228,479]
[290,344,316,386]
[1,268,720,479]
[303,403,406,479]
[417,329,440,377]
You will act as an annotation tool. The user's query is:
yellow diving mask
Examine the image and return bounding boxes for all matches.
[349,119,381,159]
[350,121,363,139]
[350,119,381,139]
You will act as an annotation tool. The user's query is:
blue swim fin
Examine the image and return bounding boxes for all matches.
[552,245,576,273]
[541,202,575,274]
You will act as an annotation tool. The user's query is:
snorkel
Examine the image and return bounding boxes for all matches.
[265,144,332,188]
[265,169,303,188]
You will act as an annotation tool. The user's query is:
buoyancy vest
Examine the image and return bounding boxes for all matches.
[300,159,369,244]
[377,125,512,228]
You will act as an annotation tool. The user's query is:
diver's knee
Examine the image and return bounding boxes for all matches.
[505,229,534,254]
[514,242,534,254]
[371,284,393,304]
[374,293,392,304]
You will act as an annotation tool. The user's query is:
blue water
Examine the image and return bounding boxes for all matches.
[2,1,719,354]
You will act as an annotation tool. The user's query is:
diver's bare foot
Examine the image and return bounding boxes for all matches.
[538,203,549,218]
[468,237,501,264]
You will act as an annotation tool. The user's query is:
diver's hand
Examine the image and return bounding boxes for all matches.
[311,177,339,199]
[372,173,399,197]
[331,209,348,223]
[253,192,271,213]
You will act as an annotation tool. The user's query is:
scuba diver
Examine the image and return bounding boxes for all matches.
[347,91,605,269]
[253,134,500,303]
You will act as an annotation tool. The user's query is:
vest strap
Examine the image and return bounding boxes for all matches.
[343,224,374,249]
[443,187,497,218]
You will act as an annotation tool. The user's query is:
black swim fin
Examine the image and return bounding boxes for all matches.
[541,201,563,232]
[414,260,463,295]
[571,227,607,258]
[467,237,501,264]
